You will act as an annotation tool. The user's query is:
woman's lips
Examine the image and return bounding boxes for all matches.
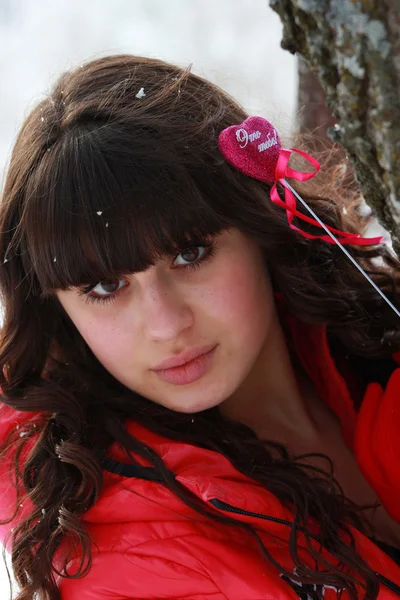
[153,343,217,370]
[153,345,217,385]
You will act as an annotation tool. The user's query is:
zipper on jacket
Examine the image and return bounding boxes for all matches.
[210,498,400,597]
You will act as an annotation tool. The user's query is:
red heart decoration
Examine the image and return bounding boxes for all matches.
[218,116,281,183]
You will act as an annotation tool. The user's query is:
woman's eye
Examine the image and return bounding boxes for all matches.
[173,246,207,266]
[90,278,126,298]
[92,279,123,296]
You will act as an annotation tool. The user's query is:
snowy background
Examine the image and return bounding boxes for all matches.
[0,0,296,596]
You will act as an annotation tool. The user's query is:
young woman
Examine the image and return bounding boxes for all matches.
[0,54,400,600]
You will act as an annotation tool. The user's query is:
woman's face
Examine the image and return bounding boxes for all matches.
[56,228,276,413]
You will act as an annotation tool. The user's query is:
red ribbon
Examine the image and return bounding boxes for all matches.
[271,148,384,246]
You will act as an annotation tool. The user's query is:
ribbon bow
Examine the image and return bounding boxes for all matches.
[218,116,383,246]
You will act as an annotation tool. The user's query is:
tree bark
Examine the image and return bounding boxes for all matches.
[270,0,400,254]
[297,56,336,144]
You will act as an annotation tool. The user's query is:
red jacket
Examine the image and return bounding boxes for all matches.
[1,302,400,599]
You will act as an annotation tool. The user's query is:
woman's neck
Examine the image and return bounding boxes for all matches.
[219,307,322,445]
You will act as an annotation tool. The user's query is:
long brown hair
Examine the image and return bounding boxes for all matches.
[0,54,399,600]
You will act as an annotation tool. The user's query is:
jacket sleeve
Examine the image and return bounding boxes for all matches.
[354,367,400,524]
[58,533,284,600]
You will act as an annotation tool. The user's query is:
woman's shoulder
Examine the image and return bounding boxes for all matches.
[70,418,400,600]
[0,398,43,441]
[0,401,26,438]
[0,399,43,546]
[60,461,400,600]
[58,522,292,600]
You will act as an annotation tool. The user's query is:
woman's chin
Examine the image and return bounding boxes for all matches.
[157,378,234,415]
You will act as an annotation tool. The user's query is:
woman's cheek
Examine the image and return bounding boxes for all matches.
[197,260,271,324]
[77,315,131,363]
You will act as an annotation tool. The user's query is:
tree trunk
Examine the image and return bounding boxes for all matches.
[297,56,336,145]
[270,0,400,254]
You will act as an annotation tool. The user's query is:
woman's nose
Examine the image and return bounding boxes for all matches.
[140,280,194,343]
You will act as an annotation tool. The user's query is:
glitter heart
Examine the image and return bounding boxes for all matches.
[218,116,281,182]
